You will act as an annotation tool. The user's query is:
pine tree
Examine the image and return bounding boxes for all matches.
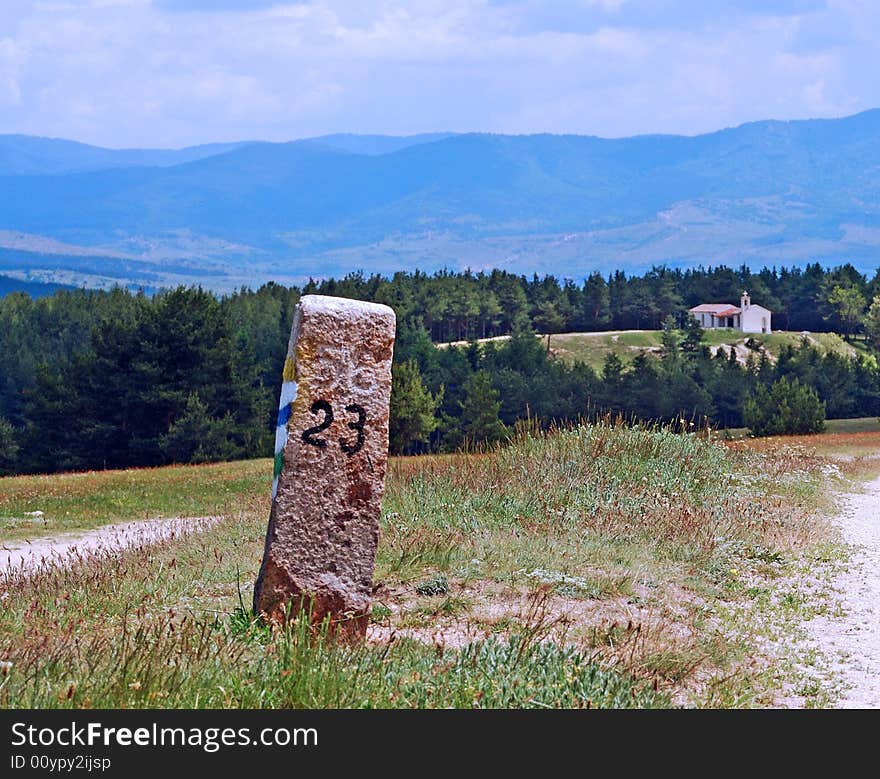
[0,416,18,475]
[580,272,611,330]
[600,352,626,415]
[660,315,681,362]
[863,296,880,351]
[458,371,507,448]
[743,376,825,436]
[159,392,243,464]
[389,361,441,454]
[681,314,706,355]
[501,314,547,376]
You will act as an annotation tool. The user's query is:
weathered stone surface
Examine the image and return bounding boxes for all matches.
[253,294,396,639]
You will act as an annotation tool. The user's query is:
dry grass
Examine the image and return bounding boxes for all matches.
[0,421,857,708]
[730,431,880,483]
[378,424,842,705]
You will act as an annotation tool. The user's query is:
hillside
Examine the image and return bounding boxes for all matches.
[441,329,865,372]
[547,329,866,371]
[0,273,75,298]
[1,111,880,290]
[0,135,254,176]
[0,132,453,176]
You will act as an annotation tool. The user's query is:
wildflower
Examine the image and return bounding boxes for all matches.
[0,661,12,675]
[128,680,142,690]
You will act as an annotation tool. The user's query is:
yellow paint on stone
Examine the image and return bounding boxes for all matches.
[282,356,296,382]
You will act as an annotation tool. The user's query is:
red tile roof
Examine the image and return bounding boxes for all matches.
[689,304,740,316]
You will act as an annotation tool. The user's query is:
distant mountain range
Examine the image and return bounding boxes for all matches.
[0,273,74,298]
[0,112,878,292]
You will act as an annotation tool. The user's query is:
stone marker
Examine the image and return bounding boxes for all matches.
[253,294,396,639]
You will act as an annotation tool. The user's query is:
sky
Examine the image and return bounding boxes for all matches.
[0,0,877,148]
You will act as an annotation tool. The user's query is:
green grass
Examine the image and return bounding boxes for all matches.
[441,328,868,372]
[1,564,662,709]
[822,417,880,434]
[0,421,851,708]
[383,423,830,580]
[0,459,271,541]
[548,331,660,370]
[721,416,880,440]
[546,329,863,371]
[703,329,865,359]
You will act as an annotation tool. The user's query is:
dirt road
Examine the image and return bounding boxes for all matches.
[811,475,880,707]
[0,516,220,576]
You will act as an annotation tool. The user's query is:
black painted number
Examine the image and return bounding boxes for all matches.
[301,399,367,456]
[301,399,333,448]
[339,403,367,456]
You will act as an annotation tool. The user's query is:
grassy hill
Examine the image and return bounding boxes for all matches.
[547,329,866,371]
[1,422,864,708]
[442,328,867,372]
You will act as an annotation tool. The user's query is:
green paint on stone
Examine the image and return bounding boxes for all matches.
[273,451,284,479]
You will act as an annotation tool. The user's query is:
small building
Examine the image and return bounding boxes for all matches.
[689,292,772,334]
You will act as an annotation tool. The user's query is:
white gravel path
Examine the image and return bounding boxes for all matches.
[0,516,220,577]
[810,475,880,708]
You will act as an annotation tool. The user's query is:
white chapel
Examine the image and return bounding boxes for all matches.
[688,292,772,334]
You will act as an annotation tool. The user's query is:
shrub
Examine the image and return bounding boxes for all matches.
[159,393,243,464]
[743,376,826,436]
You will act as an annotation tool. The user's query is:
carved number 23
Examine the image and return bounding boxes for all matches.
[301,400,367,456]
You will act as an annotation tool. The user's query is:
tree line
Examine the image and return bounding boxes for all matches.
[306,262,880,340]
[1,263,880,475]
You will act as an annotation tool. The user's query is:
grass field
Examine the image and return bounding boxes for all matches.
[817,417,880,435]
[721,416,880,442]
[2,422,869,709]
[0,460,269,542]
[730,430,880,470]
[547,329,865,371]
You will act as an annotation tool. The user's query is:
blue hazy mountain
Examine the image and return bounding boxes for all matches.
[307,132,457,155]
[0,273,75,297]
[0,113,878,290]
[0,135,258,176]
[0,132,457,175]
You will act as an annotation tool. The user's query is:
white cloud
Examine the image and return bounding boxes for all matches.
[0,0,875,146]
[0,75,21,106]
[0,36,22,107]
